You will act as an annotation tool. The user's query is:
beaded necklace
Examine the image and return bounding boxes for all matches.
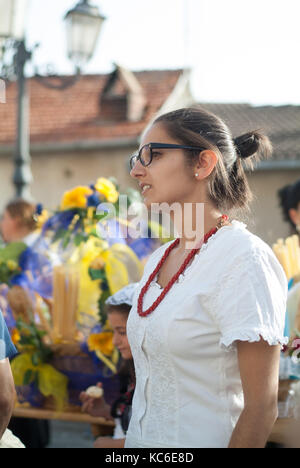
[137,215,229,317]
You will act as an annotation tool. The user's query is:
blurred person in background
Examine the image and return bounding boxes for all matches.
[0,309,24,448]
[0,199,50,448]
[278,180,300,239]
[0,199,41,247]
[278,181,300,377]
[80,283,136,448]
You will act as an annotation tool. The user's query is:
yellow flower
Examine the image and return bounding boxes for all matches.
[11,328,21,345]
[87,332,114,356]
[87,207,94,220]
[6,260,19,271]
[36,209,50,229]
[60,186,93,210]
[94,178,119,204]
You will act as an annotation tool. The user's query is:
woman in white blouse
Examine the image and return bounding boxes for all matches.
[126,106,288,448]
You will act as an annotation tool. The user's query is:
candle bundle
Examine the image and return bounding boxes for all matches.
[272,235,300,280]
[52,265,80,343]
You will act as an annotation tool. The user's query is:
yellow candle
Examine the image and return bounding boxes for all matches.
[52,266,60,342]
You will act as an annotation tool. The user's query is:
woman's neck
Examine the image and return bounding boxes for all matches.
[172,201,223,251]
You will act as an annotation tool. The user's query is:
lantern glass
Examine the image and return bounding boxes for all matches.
[65,1,105,69]
[0,0,29,39]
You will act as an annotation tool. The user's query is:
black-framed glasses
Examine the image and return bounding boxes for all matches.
[129,143,205,170]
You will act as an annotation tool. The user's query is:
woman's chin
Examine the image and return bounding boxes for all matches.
[121,351,132,360]
[143,194,165,209]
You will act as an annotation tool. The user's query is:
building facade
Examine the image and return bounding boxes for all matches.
[0,67,299,245]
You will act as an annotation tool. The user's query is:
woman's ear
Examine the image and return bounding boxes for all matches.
[194,150,218,179]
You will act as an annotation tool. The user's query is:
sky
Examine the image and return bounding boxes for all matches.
[22,0,300,106]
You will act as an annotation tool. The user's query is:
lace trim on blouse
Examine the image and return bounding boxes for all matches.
[220,327,289,351]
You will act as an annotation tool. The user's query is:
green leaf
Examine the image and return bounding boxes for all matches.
[0,242,27,262]
[76,209,86,219]
[74,233,87,246]
[52,228,67,243]
[62,233,71,249]
[97,288,111,326]
[23,369,34,385]
[88,229,101,239]
[94,212,109,222]
[31,352,40,367]
[88,267,106,281]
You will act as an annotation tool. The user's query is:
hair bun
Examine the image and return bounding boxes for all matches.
[234,130,272,160]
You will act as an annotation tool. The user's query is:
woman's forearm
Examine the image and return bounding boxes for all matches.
[228,405,278,448]
[0,401,13,439]
[94,437,125,448]
[0,360,15,439]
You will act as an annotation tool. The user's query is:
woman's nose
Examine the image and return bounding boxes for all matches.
[130,159,146,179]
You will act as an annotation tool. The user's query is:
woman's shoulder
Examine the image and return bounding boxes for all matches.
[216,220,276,258]
[213,220,287,283]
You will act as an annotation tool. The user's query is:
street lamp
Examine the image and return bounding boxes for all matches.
[0,0,105,200]
[0,0,29,40]
[65,0,106,72]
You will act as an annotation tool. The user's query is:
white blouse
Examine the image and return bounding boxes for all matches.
[125,221,288,448]
[0,430,25,448]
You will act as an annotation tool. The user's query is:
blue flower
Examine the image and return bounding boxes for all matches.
[35,203,43,216]
[42,210,78,233]
[87,192,100,207]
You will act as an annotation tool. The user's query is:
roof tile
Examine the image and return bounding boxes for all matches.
[0,69,182,144]
[199,103,300,161]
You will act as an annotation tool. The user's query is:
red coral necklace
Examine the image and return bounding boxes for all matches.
[137,215,229,317]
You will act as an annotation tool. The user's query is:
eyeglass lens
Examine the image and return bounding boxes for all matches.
[140,145,151,166]
[130,145,151,169]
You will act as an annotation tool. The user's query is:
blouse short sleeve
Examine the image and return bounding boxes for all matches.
[212,240,288,350]
[0,309,17,360]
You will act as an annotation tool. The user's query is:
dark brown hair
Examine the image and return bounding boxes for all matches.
[278,180,300,232]
[5,198,37,231]
[106,303,131,316]
[154,106,272,212]
[106,303,135,384]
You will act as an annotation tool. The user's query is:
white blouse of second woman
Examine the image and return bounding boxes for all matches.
[125,221,288,448]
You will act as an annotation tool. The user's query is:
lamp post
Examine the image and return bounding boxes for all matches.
[13,38,32,200]
[0,0,105,200]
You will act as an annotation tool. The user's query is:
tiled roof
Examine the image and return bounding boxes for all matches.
[199,103,300,162]
[0,69,183,145]
[1,70,299,165]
